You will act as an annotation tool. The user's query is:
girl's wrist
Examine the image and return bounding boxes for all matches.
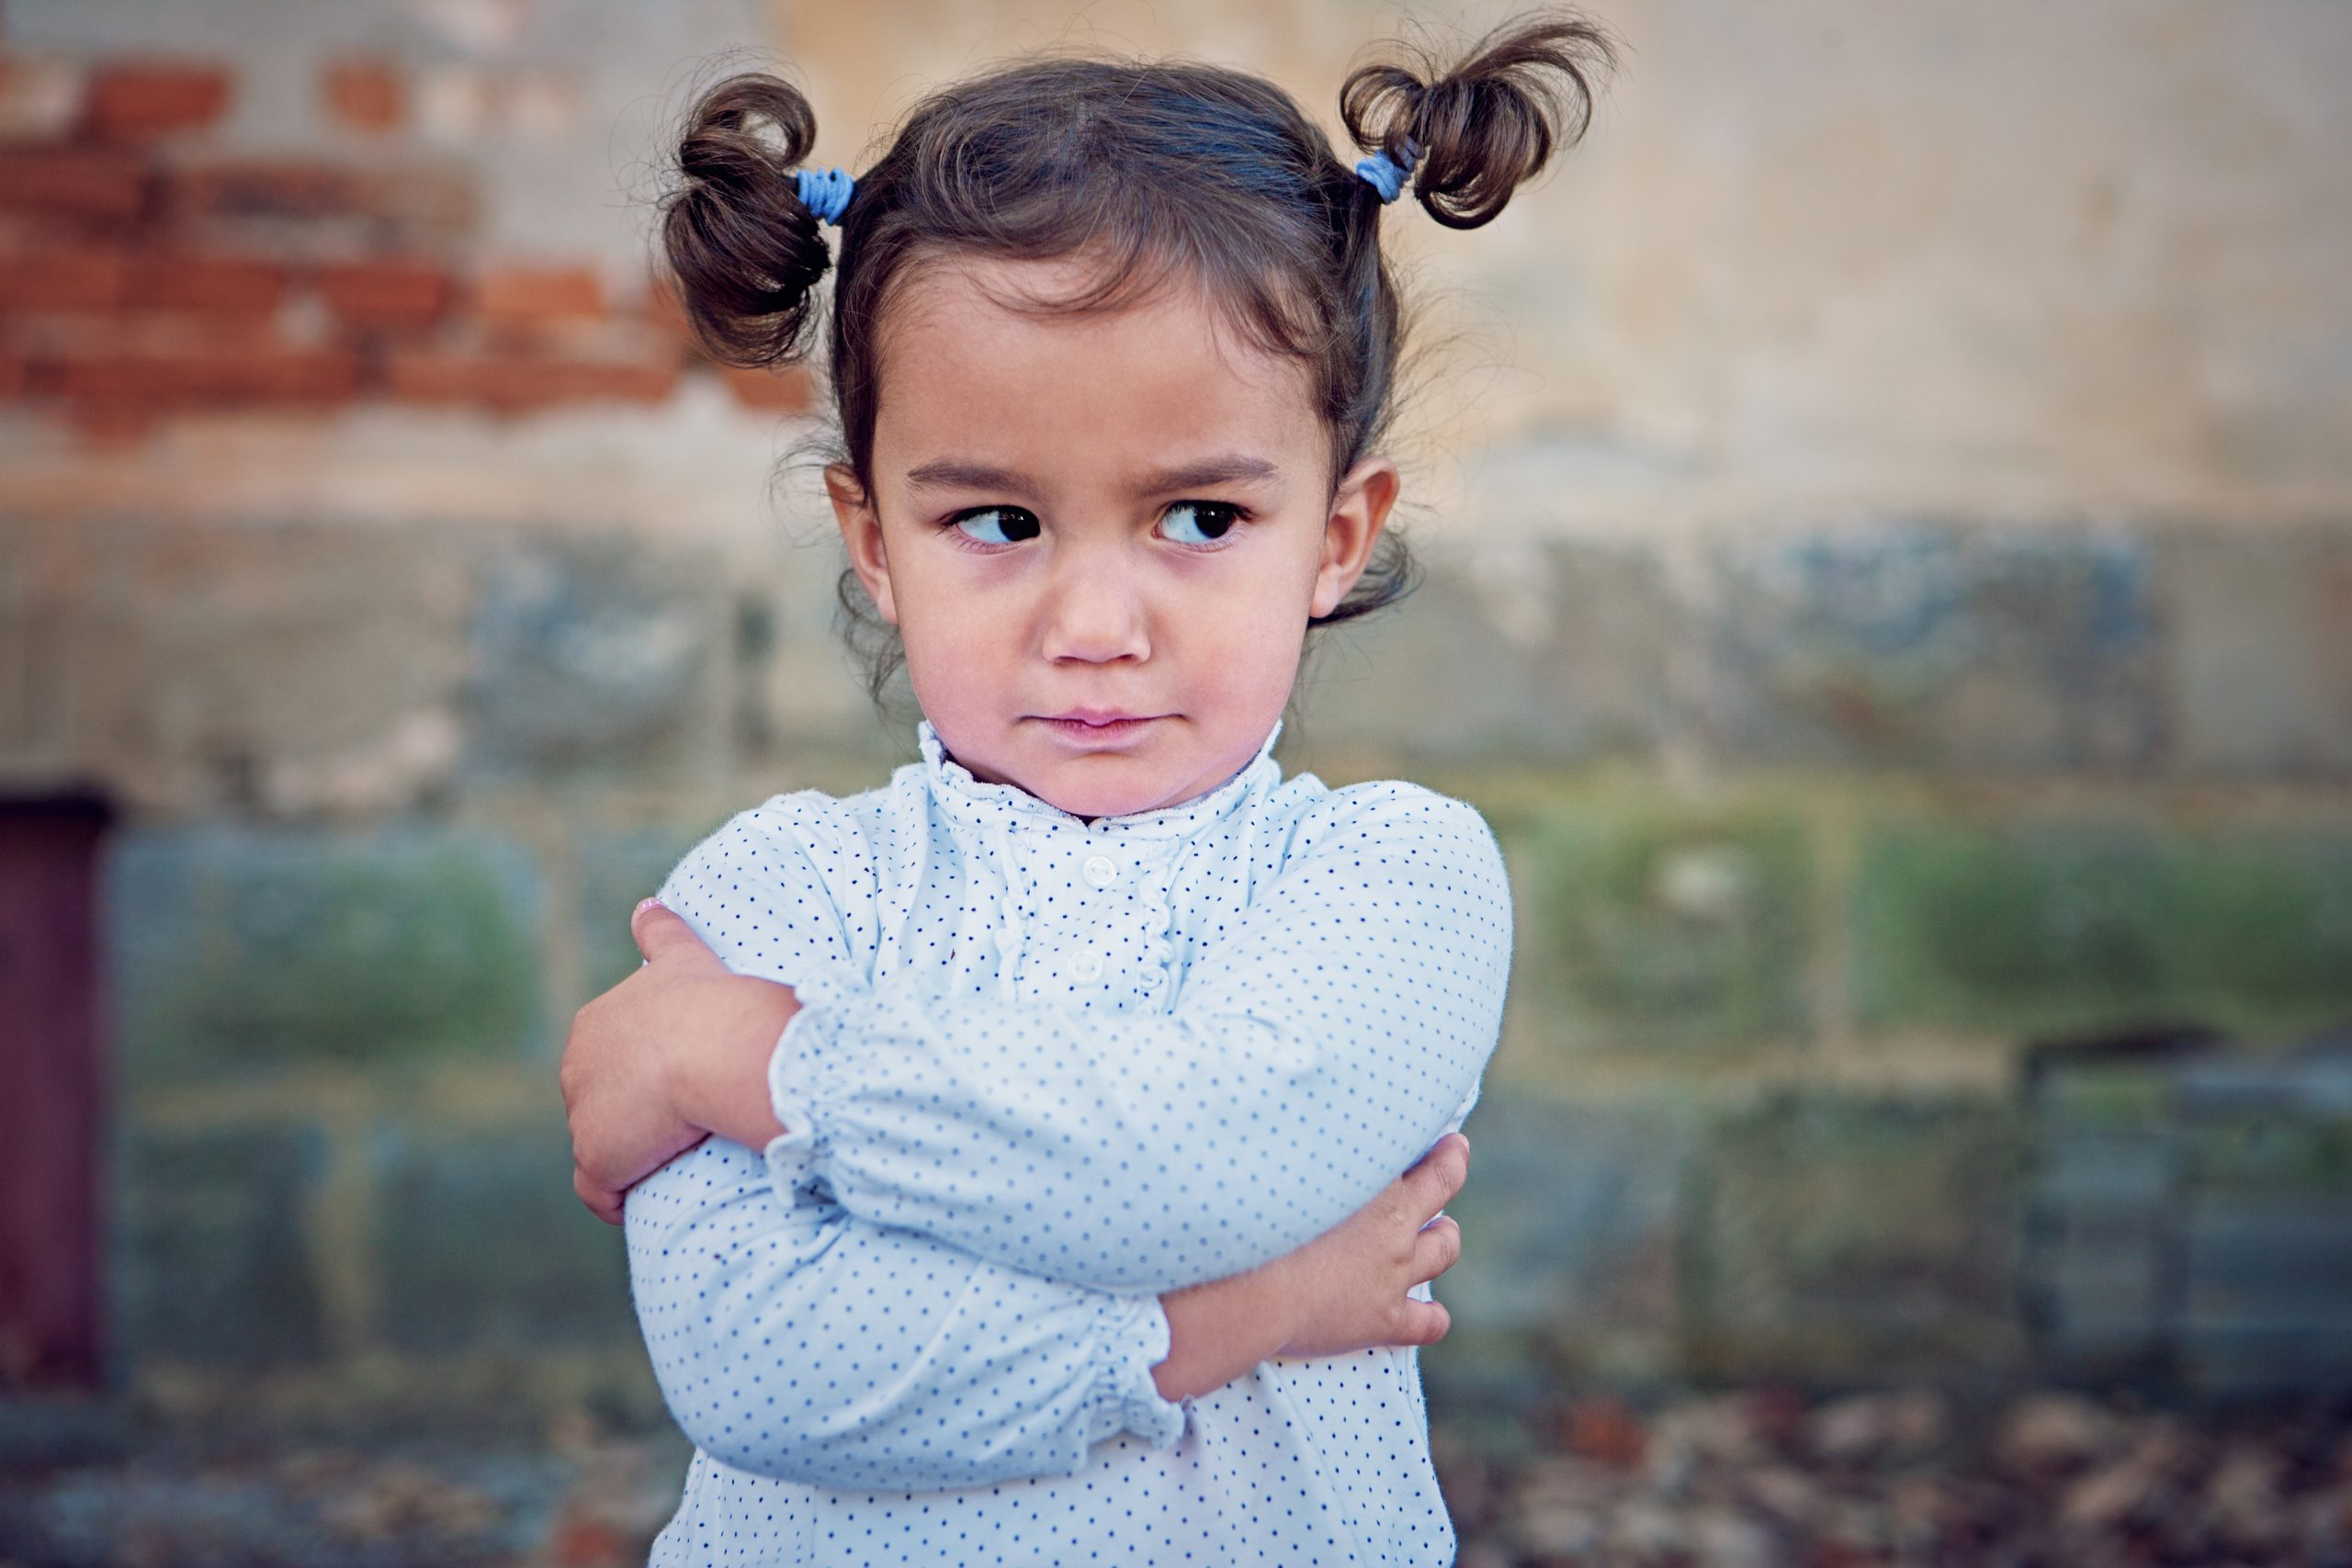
[668,976,800,1147]
[1152,1260,1300,1402]
[1253,1253,1310,1359]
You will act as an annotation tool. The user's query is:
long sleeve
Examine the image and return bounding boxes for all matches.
[766,783,1513,1295]
[631,792,1184,1490]
[625,1134,1183,1490]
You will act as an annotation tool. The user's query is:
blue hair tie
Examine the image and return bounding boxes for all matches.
[796,165,855,225]
[1353,137,1419,204]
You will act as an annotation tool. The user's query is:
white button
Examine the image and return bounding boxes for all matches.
[1071,953,1105,982]
[1081,854,1117,886]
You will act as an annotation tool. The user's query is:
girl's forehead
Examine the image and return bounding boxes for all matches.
[872,255,1320,458]
[880,258,1272,375]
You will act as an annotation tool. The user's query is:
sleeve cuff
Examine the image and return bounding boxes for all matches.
[1082,1294,1187,1451]
[760,985,846,1187]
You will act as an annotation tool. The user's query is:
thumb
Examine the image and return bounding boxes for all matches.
[631,897,718,967]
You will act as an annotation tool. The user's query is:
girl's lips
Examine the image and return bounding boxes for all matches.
[1035,712,1163,742]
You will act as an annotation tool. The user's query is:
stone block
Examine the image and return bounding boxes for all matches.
[571,824,703,997]
[1689,1096,2025,1375]
[1852,823,2352,1038]
[1509,805,1815,1055]
[2155,527,2352,779]
[371,1122,635,1353]
[2020,1037,2352,1388]
[112,1122,328,1367]
[1705,525,2161,773]
[466,540,727,781]
[24,518,471,816]
[2164,840,2352,1030]
[1439,1094,1691,1347]
[109,823,542,1084]
[2182,1191,2352,1394]
[2030,1053,2187,1129]
[2022,1129,2181,1377]
[1298,540,1673,762]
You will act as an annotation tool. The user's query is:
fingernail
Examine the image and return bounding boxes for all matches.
[635,896,665,915]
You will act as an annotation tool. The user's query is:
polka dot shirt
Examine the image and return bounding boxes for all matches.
[626,717,1513,1566]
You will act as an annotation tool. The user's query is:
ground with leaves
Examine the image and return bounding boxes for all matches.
[2,1390,2348,1566]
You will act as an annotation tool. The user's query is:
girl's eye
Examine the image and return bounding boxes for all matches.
[951,507,1041,546]
[1159,501,1243,547]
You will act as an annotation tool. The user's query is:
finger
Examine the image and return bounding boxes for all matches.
[631,899,718,968]
[1387,1299,1451,1348]
[1410,1213,1463,1283]
[575,1166,625,1226]
[1401,1133,1470,1216]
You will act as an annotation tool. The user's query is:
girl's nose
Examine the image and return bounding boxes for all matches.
[1039,541,1150,664]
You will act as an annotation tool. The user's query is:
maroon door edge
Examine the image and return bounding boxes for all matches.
[0,791,114,1394]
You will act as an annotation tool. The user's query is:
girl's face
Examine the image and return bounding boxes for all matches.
[829,254,1398,819]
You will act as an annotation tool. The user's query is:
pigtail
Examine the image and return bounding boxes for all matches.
[1341,10,1618,230]
[662,73,834,367]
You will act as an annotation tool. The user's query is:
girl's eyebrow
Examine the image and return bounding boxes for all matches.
[1131,456,1280,494]
[904,459,1038,494]
[900,455,1280,498]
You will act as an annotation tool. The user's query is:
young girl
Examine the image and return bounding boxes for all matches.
[560,14,1610,1562]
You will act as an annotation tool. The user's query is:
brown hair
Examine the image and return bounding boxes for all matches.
[661,12,1615,700]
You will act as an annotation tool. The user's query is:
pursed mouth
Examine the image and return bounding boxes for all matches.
[1034,713,1167,738]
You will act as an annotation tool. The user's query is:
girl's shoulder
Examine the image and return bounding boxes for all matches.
[1268,772,1510,886]
[667,758,950,897]
[689,784,876,870]
[658,779,894,921]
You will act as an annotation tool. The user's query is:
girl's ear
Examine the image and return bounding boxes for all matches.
[1311,457,1400,619]
[826,463,899,625]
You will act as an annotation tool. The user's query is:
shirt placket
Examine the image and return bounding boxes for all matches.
[1002,827,1181,1010]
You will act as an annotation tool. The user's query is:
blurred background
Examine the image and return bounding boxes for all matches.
[1,0,2347,1562]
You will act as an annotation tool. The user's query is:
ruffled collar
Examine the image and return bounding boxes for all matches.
[918,717,1283,840]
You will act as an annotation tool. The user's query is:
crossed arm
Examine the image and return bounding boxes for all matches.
[589,783,1510,1489]
[625,1137,1186,1489]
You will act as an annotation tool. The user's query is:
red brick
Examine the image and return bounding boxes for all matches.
[474,265,604,328]
[0,350,27,398]
[81,62,231,143]
[164,159,356,221]
[720,364,813,412]
[40,340,357,404]
[165,160,474,236]
[0,54,84,141]
[322,59,404,134]
[384,347,678,413]
[0,145,150,224]
[637,278,696,350]
[0,246,127,312]
[315,258,451,328]
[63,398,158,442]
[124,254,287,317]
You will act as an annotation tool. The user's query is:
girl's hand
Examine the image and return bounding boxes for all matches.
[1153,1133,1467,1400]
[560,899,799,1224]
[1266,1130,1467,1357]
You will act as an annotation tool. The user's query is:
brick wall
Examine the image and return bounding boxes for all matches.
[0,49,808,439]
[0,0,2346,1429]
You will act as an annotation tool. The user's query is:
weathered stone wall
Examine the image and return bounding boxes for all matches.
[1,0,2346,1428]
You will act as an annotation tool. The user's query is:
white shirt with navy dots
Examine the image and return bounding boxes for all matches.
[625,716,1513,1566]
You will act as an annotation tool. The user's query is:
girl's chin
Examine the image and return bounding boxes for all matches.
[936,719,1264,819]
[1028,770,1177,820]
[1017,754,1216,820]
